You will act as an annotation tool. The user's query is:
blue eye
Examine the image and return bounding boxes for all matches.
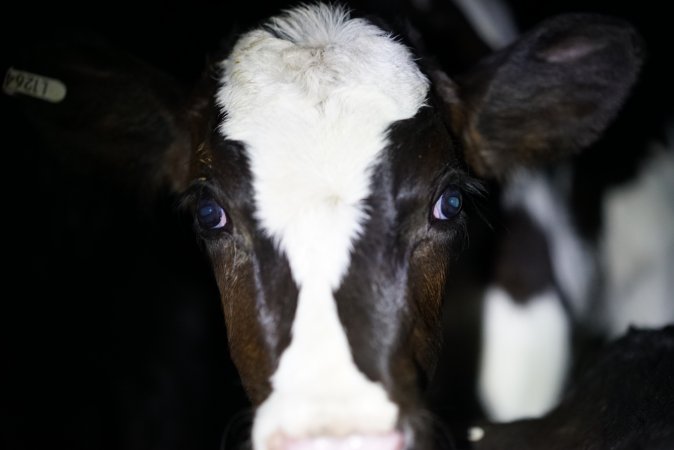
[196,199,227,230]
[432,188,463,220]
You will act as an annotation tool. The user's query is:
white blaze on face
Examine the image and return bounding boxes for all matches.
[216,4,428,449]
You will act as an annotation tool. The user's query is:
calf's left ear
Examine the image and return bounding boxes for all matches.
[451,14,644,178]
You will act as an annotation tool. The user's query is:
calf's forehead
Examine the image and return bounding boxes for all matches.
[215,3,429,290]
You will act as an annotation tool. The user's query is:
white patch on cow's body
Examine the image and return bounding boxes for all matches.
[478,287,570,422]
[451,0,518,49]
[216,4,428,449]
[478,169,587,421]
[600,135,674,337]
[503,168,595,317]
[467,426,485,442]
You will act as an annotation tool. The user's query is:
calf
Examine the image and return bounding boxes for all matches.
[4,3,643,449]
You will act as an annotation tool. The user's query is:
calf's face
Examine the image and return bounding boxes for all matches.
[189,54,476,448]
[185,10,470,446]
[5,4,643,450]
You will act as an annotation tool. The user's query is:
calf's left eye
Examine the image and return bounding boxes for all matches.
[196,199,227,230]
[432,188,463,220]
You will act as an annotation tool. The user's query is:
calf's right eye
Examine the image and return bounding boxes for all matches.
[196,198,227,230]
[432,187,463,221]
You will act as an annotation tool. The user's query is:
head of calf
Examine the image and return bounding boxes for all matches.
[7,3,643,449]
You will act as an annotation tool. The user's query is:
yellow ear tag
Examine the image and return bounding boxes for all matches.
[3,67,67,103]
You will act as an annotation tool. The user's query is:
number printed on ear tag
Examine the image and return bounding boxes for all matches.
[3,67,67,103]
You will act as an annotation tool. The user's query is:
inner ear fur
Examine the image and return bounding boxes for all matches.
[451,13,644,178]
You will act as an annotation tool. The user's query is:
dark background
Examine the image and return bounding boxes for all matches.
[1,1,671,449]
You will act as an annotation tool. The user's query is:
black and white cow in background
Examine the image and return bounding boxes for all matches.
[2,1,671,449]
[414,0,674,424]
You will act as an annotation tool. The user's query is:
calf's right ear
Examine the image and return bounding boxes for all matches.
[3,38,194,194]
[451,14,644,178]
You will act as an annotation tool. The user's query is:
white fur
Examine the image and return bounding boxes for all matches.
[600,134,674,337]
[216,4,428,449]
[478,287,571,422]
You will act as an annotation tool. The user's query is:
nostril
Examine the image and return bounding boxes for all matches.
[275,432,404,450]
